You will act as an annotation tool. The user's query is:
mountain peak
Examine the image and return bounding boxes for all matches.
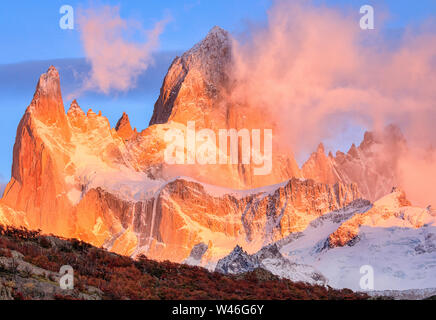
[348,143,358,158]
[209,25,227,34]
[233,245,244,254]
[190,25,231,59]
[360,124,406,151]
[27,66,69,133]
[48,65,58,73]
[149,26,232,126]
[87,109,97,117]
[317,143,325,154]
[205,26,230,42]
[67,99,84,115]
[67,100,84,120]
[361,131,376,148]
[33,66,61,99]
[115,112,134,140]
[67,99,86,129]
[215,245,258,275]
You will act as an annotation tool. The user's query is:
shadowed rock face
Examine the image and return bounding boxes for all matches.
[186,243,209,262]
[215,243,327,285]
[215,245,258,274]
[30,66,70,133]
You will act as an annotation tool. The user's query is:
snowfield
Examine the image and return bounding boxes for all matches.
[215,191,436,294]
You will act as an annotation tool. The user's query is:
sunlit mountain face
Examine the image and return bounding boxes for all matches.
[1,1,436,300]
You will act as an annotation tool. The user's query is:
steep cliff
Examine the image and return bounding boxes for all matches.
[148,26,302,189]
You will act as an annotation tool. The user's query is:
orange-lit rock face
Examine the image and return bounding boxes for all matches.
[147,178,360,261]
[2,66,137,238]
[0,203,28,228]
[63,177,361,262]
[2,67,74,236]
[147,26,302,189]
[30,66,70,139]
[115,112,135,141]
[327,189,428,248]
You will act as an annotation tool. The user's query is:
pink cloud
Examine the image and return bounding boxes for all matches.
[76,6,169,95]
[228,0,436,205]
[398,148,436,207]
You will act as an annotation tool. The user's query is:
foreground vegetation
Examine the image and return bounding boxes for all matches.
[0,225,368,300]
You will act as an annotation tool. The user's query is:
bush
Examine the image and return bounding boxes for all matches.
[0,225,369,300]
[39,237,51,249]
[21,265,33,278]
[12,290,26,300]
[0,248,12,258]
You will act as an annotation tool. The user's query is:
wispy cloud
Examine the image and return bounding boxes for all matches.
[72,5,169,97]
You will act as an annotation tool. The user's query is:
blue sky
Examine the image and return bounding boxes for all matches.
[0,0,435,181]
[1,0,435,63]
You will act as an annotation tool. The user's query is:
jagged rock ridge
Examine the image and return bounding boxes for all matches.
[302,125,407,201]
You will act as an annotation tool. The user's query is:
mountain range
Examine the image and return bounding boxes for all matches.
[0,26,434,294]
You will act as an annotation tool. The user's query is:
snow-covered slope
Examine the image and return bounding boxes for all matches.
[216,190,436,292]
[278,190,436,291]
[215,244,327,285]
